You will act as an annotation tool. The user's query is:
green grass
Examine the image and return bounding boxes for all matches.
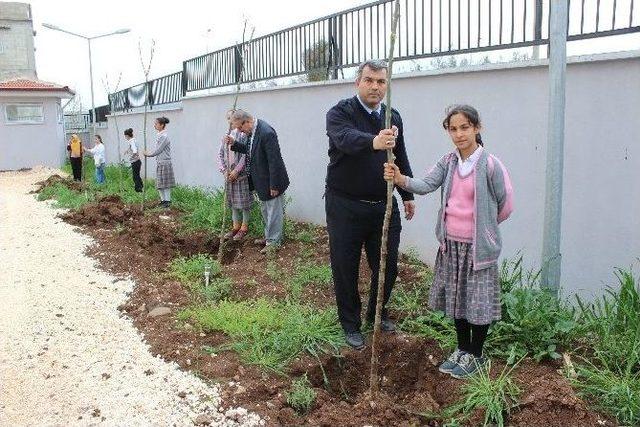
[266,259,282,282]
[392,247,434,319]
[290,222,317,244]
[168,255,231,303]
[169,254,221,284]
[456,361,522,426]
[286,374,317,414]
[287,260,332,299]
[38,160,156,208]
[402,246,424,266]
[179,299,344,372]
[572,269,640,425]
[37,183,93,209]
[573,356,640,426]
[172,185,263,236]
[575,269,640,372]
[435,360,522,427]
[400,310,458,351]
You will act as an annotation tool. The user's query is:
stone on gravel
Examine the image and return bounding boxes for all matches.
[148,306,171,317]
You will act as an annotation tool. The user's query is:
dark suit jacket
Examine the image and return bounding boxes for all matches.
[230,119,290,201]
[325,96,414,201]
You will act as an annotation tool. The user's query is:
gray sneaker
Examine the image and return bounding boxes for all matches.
[451,353,488,379]
[438,348,466,374]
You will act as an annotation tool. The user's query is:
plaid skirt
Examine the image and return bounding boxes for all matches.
[225,175,253,210]
[155,162,176,189]
[429,239,501,324]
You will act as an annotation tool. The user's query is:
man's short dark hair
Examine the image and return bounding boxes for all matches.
[356,60,388,79]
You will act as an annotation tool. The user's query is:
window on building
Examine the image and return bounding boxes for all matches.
[4,103,44,124]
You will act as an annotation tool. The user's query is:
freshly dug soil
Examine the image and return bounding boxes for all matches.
[32,174,85,193]
[59,195,614,427]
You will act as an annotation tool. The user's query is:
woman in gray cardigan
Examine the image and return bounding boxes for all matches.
[144,117,175,208]
[384,105,513,380]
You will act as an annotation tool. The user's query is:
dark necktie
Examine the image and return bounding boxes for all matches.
[370,110,381,124]
[245,133,253,173]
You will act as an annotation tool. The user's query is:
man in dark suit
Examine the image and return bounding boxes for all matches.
[325,60,415,349]
[225,110,290,254]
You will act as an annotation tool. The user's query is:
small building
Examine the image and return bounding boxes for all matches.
[0,78,74,170]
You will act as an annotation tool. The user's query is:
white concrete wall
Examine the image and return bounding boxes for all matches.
[96,109,184,181]
[0,97,66,170]
[97,51,640,299]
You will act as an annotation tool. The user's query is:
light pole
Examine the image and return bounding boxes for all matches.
[42,24,129,147]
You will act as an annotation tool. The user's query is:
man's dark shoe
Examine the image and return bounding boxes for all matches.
[380,318,396,332]
[365,318,396,332]
[345,331,365,349]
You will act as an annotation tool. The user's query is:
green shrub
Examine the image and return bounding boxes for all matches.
[486,256,578,363]
[286,375,317,414]
[487,286,578,363]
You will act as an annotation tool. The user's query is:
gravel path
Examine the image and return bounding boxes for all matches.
[0,169,262,427]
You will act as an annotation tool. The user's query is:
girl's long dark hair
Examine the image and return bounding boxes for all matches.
[442,104,483,146]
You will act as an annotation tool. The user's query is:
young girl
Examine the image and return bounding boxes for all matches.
[123,128,143,192]
[384,105,513,379]
[219,110,253,241]
[144,117,175,208]
[83,135,106,184]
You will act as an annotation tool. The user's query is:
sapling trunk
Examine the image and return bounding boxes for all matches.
[369,0,401,399]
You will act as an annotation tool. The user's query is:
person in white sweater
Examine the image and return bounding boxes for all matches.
[123,128,143,192]
[83,135,106,184]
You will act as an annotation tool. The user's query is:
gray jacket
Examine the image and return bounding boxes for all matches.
[146,131,172,164]
[403,149,514,270]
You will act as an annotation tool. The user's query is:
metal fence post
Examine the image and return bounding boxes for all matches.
[181,62,188,97]
[540,0,568,297]
[329,16,339,79]
[147,81,154,110]
[234,44,243,85]
[533,0,544,59]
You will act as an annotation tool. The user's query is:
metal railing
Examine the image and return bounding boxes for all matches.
[63,113,91,131]
[108,0,639,112]
[91,104,111,122]
[109,71,183,112]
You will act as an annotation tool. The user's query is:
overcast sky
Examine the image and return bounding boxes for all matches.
[28,0,371,107]
[26,0,639,109]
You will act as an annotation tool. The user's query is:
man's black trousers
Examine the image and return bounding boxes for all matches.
[325,190,401,333]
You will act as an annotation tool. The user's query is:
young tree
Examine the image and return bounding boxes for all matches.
[218,21,255,263]
[102,73,124,194]
[369,0,401,399]
[138,39,156,211]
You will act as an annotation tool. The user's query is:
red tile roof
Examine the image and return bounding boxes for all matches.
[0,78,74,93]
